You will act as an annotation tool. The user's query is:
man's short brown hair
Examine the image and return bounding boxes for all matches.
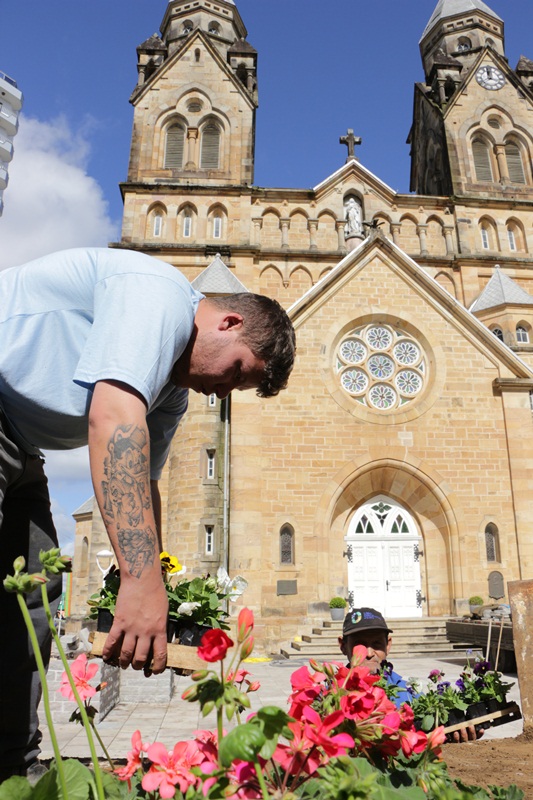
[207,293,296,397]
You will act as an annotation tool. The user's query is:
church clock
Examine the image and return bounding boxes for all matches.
[475,65,505,90]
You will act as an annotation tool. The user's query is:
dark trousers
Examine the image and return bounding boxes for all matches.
[0,414,61,770]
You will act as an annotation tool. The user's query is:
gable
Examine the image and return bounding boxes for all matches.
[314,160,397,207]
[290,233,533,383]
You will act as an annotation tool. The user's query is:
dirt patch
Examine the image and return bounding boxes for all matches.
[442,737,533,797]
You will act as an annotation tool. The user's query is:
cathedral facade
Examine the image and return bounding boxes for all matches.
[70,0,533,653]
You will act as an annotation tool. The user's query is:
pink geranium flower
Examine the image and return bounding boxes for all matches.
[143,739,206,798]
[60,653,98,702]
[115,730,148,783]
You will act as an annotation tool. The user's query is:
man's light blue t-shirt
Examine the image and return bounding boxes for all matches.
[0,248,204,479]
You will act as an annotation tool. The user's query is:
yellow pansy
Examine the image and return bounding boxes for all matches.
[160,552,182,574]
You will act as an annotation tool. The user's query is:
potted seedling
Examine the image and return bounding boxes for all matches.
[329,596,347,621]
[468,595,484,617]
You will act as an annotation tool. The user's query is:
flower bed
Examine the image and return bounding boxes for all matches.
[0,550,525,800]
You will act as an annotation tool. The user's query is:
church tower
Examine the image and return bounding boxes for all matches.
[410,0,533,200]
[121,0,258,247]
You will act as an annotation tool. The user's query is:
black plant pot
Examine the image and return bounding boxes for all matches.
[167,619,178,643]
[485,698,500,716]
[466,701,487,733]
[447,709,466,727]
[97,608,114,633]
[174,622,212,647]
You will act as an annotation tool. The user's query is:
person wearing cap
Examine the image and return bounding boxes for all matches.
[338,607,412,706]
[338,606,482,743]
[0,247,296,783]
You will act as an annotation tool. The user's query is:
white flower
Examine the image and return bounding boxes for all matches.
[227,576,248,600]
[177,601,201,616]
[216,566,248,599]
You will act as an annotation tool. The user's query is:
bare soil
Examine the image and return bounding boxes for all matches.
[442,733,533,797]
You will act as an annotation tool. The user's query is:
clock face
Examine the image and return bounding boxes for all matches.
[476,65,505,90]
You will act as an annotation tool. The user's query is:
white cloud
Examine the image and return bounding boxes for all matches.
[42,446,91,483]
[0,115,119,269]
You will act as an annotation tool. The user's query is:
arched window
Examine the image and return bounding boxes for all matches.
[457,37,471,52]
[153,212,163,237]
[480,225,490,249]
[213,214,222,239]
[505,142,526,184]
[507,227,517,251]
[182,208,192,238]
[201,121,221,169]
[485,523,500,563]
[165,123,185,169]
[472,138,493,182]
[491,326,504,341]
[516,325,529,343]
[280,524,294,565]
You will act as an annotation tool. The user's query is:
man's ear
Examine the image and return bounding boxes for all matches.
[218,312,244,331]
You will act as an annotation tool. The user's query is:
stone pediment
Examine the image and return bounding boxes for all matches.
[443,49,533,118]
[288,231,533,381]
[313,160,397,206]
[131,28,255,109]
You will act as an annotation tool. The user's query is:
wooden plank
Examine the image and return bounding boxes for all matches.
[89,631,206,670]
[442,702,521,734]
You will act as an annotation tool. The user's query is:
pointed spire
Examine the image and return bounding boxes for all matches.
[191,254,249,295]
[421,0,502,42]
[470,266,533,313]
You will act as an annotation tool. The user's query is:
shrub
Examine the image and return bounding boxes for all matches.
[329,596,347,609]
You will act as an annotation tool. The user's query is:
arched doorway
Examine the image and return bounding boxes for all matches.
[345,495,422,618]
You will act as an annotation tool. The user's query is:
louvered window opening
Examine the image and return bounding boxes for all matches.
[481,226,489,249]
[165,124,185,169]
[505,143,526,184]
[201,123,220,169]
[183,213,192,238]
[473,139,493,182]
[508,227,517,251]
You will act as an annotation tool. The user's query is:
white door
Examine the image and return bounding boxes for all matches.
[345,495,422,618]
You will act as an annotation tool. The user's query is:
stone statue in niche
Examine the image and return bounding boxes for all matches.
[344,197,363,238]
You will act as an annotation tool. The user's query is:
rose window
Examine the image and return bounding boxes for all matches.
[336,323,426,411]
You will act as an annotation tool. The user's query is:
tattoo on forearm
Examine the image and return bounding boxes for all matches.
[102,424,151,528]
[117,527,156,579]
[101,424,154,577]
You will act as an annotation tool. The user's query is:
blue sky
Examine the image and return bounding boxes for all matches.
[1,0,532,550]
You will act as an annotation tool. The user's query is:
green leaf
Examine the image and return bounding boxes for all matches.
[421,713,435,732]
[250,705,294,758]
[32,759,95,800]
[218,723,266,767]
[0,776,33,800]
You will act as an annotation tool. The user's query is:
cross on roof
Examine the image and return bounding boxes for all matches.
[339,128,362,161]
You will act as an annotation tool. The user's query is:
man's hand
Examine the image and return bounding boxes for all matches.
[447,724,484,743]
[102,572,168,672]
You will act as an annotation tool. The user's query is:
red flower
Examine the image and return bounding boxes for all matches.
[400,728,428,757]
[273,720,322,776]
[237,607,254,642]
[60,653,98,702]
[197,628,234,662]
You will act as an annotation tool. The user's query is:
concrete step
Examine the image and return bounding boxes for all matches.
[279,616,479,661]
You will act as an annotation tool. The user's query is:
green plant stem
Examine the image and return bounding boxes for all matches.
[217,660,225,756]
[253,757,270,800]
[41,584,106,800]
[15,593,69,798]
[87,713,115,771]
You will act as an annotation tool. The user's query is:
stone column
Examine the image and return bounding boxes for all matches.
[443,225,455,255]
[280,218,290,249]
[391,223,401,246]
[417,224,429,256]
[308,219,318,250]
[336,220,346,251]
[494,144,510,183]
[508,579,533,734]
[185,128,199,169]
